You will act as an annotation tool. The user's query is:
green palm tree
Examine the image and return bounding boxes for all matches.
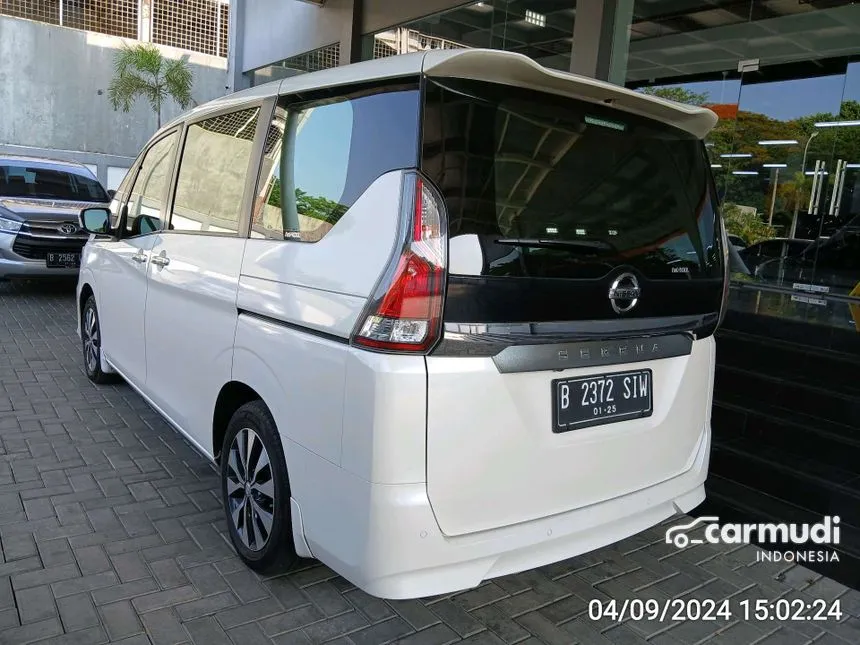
[108,43,194,129]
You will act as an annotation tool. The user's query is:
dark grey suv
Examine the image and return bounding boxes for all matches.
[0,155,111,279]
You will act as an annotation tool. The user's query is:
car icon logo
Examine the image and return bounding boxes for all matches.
[608,272,640,314]
[665,516,719,549]
[60,223,78,235]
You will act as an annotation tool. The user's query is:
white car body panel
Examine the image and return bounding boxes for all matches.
[240,172,405,302]
[425,337,716,536]
[89,234,158,386]
[143,233,246,455]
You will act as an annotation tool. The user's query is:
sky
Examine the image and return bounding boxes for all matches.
[292,102,352,202]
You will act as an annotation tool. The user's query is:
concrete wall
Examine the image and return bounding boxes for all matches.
[239,0,468,73]
[0,15,228,187]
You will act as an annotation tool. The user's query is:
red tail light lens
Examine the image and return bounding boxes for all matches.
[352,174,447,353]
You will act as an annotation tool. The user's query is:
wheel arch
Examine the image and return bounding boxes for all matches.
[78,282,95,323]
[212,381,264,464]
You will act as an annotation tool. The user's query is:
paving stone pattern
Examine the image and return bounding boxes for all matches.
[0,279,859,645]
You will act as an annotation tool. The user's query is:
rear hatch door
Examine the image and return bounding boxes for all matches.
[421,76,724,537]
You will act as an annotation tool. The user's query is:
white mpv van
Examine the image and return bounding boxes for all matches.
[76,49,727,599]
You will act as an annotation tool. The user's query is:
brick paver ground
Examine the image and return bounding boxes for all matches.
[0,279,858,645]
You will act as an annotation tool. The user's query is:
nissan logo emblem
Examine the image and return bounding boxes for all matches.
[59,223,78,235]
[608,272,641,314]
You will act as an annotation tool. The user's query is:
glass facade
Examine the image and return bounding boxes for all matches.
[629,1,860,332]
[254,0,860,333]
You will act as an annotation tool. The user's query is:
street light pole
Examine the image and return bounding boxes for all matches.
[768,166,780,226]
[790,130,819,238]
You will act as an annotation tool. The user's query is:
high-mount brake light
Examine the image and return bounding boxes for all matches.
[352,174,447,353]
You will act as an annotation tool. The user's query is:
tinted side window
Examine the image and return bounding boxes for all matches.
[171,108,260,235]
[252,83,420,243]
[124,132,179,237]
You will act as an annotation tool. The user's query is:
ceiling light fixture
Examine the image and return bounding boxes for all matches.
[732,171,759,175]
[710,164,722,168]
[814,120,860,128]
[525,9,546,27]
[763,163,787,168]
[758,140,798,145]
[720,153,753,158]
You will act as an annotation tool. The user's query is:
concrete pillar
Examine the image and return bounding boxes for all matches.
[570,0,633,86]
[227,0,251,93]
[339,0,364,66]
[139,0,152,42]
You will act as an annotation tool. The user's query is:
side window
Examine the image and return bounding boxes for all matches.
[252,84,420,243]
[123,132,179,237]
[170,107,260,235]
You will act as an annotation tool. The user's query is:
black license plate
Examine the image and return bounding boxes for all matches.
[46,252,81,269]
[553,369,653,432]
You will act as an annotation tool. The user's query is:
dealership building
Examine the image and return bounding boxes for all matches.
[231,0,860,583]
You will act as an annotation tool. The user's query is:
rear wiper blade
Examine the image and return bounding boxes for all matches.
[494,238,615,252]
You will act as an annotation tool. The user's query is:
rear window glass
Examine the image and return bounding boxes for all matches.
[421,79,721,281]
[0,164,108,202]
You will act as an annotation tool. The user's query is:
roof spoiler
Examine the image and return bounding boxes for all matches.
[422,49,719,139]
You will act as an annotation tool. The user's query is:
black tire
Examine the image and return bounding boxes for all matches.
[221,400,298,573]
[81,296,115,384]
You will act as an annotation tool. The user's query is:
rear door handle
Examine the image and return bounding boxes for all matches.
[131,252,147,263]
[151,254,170,267]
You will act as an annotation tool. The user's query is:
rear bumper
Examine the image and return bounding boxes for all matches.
[0,233,79,279]
[293,422,710,599]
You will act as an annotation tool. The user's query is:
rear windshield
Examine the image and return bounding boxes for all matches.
[421,79,721,282]
[0,164,109,202]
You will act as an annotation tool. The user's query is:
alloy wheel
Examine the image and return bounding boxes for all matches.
[83,307,100,373]
[226,428,275,551]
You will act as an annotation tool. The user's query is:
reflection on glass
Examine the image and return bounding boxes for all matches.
[360,1,574,72]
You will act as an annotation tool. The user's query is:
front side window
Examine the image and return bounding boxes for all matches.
[170,108,261,235]
[124,132,179,237]
[252,82,420,243]
[0,163,109,202]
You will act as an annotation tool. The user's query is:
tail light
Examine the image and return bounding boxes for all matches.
[351,173,447,353]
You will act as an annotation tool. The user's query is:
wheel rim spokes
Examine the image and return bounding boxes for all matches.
[226,428,275,551]
[83,308,99,372]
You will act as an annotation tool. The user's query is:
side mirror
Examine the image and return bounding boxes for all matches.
[107,189,116,200]
[79,207,111,235]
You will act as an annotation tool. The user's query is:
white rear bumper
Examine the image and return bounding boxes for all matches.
[291,423,710,599]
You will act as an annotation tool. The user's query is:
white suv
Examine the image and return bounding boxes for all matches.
[75,49,727,600]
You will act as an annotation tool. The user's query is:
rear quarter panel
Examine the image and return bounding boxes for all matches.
[234,171,410,467]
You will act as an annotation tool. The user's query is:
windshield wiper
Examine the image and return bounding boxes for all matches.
[494,238,615,252]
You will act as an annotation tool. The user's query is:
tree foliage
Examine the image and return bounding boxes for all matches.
[108,43,194,128]
[722,203,776,245]
[266,180,346,224]
[640,86,709,106]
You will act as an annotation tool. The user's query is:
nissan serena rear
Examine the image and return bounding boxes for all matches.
[75,48,725,600]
